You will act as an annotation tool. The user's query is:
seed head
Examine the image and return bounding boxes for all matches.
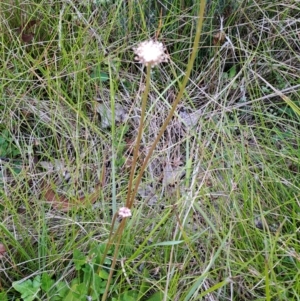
[133,40,168,67]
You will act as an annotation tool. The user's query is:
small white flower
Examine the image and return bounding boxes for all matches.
[118,207,132,218]
[133,40,169,67]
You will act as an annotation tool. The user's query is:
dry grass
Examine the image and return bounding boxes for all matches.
[0,0,299,300]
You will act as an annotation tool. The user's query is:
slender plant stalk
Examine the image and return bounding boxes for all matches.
[96,212,118,275]
[125,65,151,208]
[101,218,126,301]
[128,0,206,208]
[101,66,151,299]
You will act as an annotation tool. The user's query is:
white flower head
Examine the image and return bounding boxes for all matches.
[133,40,169,67]
[118,207,132,218]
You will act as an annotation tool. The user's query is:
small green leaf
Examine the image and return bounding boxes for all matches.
[56,281,69,299]
[73,249,86,270]
[90,66,109,82]
[228,65,237,79]
[82,264,93,285]
[0,292,8,301]
[98,268,109,279]
[119,290,138,301]
[89,274,105,299]
[103,257,112,265]
[41,273,55,292]
[64,281,87,301]
[145,291,164,301]
[74,283,88,296]
[13,276,41,301]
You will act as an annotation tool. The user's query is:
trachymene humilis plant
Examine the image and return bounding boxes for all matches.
[100,1,207,300]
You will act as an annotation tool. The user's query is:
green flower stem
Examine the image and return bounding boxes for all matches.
[97,212,118,274]
[128,0,206,208]
[125,65,151,208]
[101,66,151,299]
[101,218,126,301]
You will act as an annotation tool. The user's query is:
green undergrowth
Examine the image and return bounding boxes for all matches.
[0,0,299,300]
